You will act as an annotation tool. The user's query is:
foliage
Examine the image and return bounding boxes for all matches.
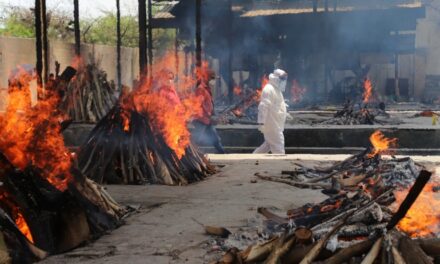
[0,5,175,52]
[0,7,36,38]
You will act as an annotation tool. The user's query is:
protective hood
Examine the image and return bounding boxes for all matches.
[269,69,287,92]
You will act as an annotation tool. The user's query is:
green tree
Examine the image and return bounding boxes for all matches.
[0,7,35,37]
[0,6,175,53]
[0,6,74,41]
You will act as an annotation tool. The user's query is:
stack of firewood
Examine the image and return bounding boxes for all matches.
[78,106,215,185]
[318,101,384,125]
[0,145,127,263]
[0,65,127,262]
[213,170,439,263]
[63,62,117,122]
[210,131,439,263]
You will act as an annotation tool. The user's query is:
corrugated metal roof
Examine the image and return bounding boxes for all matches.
[240,0,422,17]
[152,0,422,20]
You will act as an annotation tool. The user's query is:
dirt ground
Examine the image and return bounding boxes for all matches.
[42,154,440,264]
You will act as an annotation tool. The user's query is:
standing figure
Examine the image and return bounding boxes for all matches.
[253,69,288,154]
[192,72,225,154]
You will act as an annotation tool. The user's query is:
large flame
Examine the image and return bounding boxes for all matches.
[0,67,72,191]
[367,130,397,158]
[394,183,440,237]
[122,53,212,159]
[363,78,373,103]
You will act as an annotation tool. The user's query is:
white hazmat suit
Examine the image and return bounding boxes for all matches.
[253,69,288,154]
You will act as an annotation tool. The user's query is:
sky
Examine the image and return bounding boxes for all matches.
[0,0,139,18]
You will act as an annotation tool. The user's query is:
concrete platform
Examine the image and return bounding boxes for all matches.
[41,154,440,264]
[63,121,440,155]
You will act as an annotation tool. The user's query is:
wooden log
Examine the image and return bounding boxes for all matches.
[299,213,350,264]
[360,237,383,264]
[283,245,312,263]
[294,227,313,245]
[399,236,433,264]
[337,174,367,187]
[416,238,440,256]
[392,246,407,264]
[264,233,296,264]
[257,207,288,224]
[204,226,231,238]
[216,247,241,264]
[324,239,375,264]
[241,237,278,263]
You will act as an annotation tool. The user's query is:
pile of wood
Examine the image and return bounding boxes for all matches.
[0,152,127,263]
[319,101,390,125]
[78,106,215,185]
[210,131,440,263]
[213,170,440,264]
[62,62,117,122]
[0,65,126,262]
[256,147,421,194]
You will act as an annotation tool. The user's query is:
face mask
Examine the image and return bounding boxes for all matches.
[279,80,287,92]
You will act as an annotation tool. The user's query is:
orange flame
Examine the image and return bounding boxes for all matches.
[363,79,373,103]
[14,211,34,243]
[320,200,342,213]
[367,130,397,158]
[394,183,440,237]
[122,53,212,159]
[230,75,267,117]
[120,109,131,132]
[290,79,306,103]
[70,55,84,70]
[233,86,242,96]
[0,68,72,191]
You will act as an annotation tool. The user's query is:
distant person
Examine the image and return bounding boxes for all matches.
[192,71,225,154]
[253,69,288,154]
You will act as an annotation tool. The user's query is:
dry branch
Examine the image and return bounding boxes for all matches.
[399,236,433,264]
[324,239,375,264]
[360,237,383,264]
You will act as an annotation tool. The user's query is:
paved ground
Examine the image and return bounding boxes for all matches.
[42,154,440,264]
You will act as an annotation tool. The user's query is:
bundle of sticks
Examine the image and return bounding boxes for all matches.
[78,106,215,185]
[62,62,117,122]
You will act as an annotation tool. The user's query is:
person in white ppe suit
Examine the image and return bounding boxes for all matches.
[253,69,288,154]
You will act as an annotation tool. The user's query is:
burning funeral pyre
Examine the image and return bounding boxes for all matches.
[78,53,215,185]
[0,67,126,262]
[320,79,393,125]
[217,76,268,125]
[211,130,440,263]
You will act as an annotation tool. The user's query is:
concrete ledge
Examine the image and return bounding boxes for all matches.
[63,123,440,154]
